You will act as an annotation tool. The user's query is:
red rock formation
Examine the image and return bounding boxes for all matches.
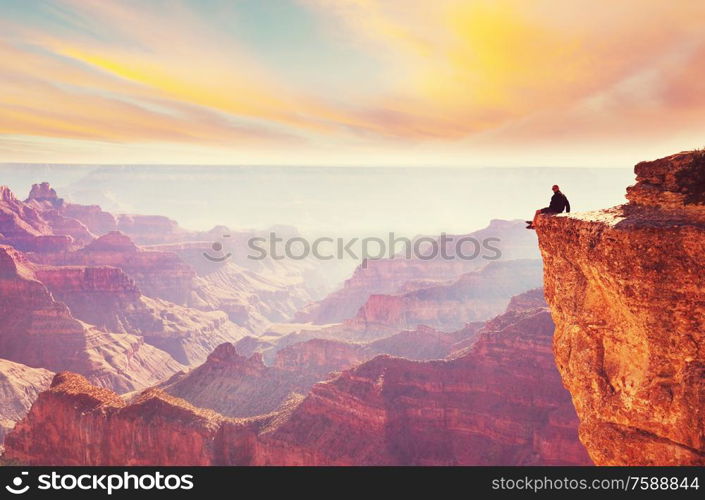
[272,338,365,373]
[296,219,540,323]
[27,182,118,236]
[35,266,140,300]
[26,182,58,202]
[17,201,324,333]
[505,287,546,312]
[0,186,56,251]
[9,183,194,303]
[3,184,332,347]
[0,245,184,393]
[24,183,96,247]
[257,303,589,465]
[61,203,118,235]
[12,184,331,331]
[4,291,589,465]
[116,214,187,245]
[366,324,481,360]
[36,212,94,247]
[4,372,243,465]
[0,184,101,251]
[346,259,543,333]
[158,343,351,418]
[536,150,705,465]
[82,230,138,252]
[34,263,245,366]
[275,323,480,364]
[24,183,189,245]
[0,359,53,443]
[32,232,197,305]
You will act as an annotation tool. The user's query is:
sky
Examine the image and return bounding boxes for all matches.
[1,0,705,167]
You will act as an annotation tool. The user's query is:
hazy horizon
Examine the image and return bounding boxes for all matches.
[1,164,634,236]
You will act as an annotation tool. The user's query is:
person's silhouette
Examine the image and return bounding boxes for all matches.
[526,185,570,229]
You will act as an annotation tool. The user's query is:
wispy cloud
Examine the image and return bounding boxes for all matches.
[1,0,705,164]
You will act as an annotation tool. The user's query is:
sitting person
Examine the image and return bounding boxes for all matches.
[527,185,570,229]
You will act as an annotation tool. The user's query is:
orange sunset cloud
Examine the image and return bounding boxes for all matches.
[0,0,704,165]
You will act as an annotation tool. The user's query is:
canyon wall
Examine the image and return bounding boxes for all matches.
[0,245,184,393]
[4,291,589,465]
[536,150,705,465]
[4,372,246,465]
[33,231,197,305]
[35,262,246,366]
[255,305,588,466]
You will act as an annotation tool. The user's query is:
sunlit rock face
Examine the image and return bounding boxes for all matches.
[536,150,705,465]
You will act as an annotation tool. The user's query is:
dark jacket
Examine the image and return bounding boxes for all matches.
[548,191,570,213]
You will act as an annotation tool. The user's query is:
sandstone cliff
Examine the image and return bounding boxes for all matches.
[0,186,72,252]
[535,150,705,465]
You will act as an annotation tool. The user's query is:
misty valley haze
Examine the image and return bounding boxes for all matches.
[1,164,633,236]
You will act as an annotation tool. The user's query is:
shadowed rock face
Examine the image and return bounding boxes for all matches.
[4,290,589,465]
[157,322,483,419]
[536,150,705,465]
[158,322,480,420]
